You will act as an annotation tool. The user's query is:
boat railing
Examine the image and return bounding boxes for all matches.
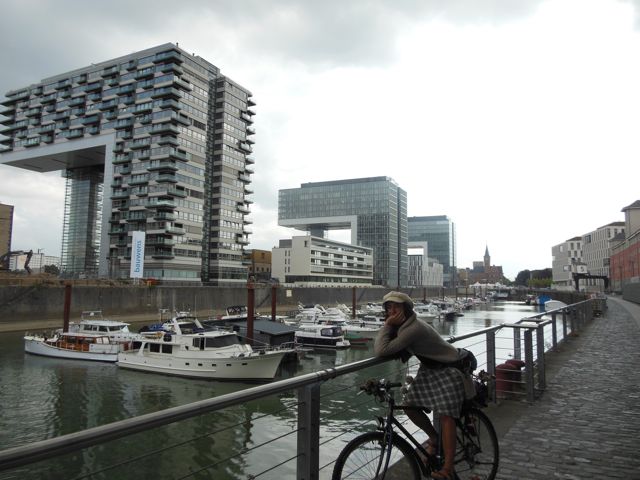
[2,298,603,478]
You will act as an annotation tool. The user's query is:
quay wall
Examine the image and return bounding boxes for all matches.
[0,284,586,324]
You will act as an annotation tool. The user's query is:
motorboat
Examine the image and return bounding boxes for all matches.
[301,318,378,345]
[413,303,440,322]
[24,331,131,362]
[294,324,351,349]
[118,314,289,380]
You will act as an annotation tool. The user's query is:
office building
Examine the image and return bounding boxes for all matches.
[272,235,373,286]
[278,177,407,287]
[407,241,443,287]
[582,222,625,282]
[408,215,456,286]
[0,44,255,284]
[551,236,585,290]
[0,202,13,266]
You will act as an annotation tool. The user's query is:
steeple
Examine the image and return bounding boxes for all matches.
[484,245,490,269]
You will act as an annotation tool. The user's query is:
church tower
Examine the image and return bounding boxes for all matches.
[484,245,490,270]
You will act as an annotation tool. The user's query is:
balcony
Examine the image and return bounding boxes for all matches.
[113,153,132,164]
[153,212,176,221]
[150,123,179,135]
[110,189,129,199]
[146,237,175,246]
[148,160,178,172]
[161,63,184,75]
[240,112,253,123]
[237,204,250,214]
[149,199,177,209]
[166,226,186,235]
[154,50,183,64]
[155,173,177,183]
[238,142,252,153]
[238,173,251,183]
[156,136,179,147]
[236,235,250,245]
[151,87,182,100]
[152,250,175,259]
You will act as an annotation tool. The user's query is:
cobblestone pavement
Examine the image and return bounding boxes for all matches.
[492,297,640,480]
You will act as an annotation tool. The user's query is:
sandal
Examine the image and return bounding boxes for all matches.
[431,468,454,480]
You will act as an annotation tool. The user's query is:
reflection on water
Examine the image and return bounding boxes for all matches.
[0,301,540,479]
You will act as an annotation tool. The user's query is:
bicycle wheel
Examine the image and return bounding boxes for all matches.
[454,407,499,480]
[332,431,422,480]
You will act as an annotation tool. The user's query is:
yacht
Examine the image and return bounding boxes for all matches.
[118,314,288,380]
[294,324,351,349]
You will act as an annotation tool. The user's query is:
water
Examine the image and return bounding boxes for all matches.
[0,301,543,479]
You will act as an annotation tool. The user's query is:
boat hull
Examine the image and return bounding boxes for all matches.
[117,350,286,380]
[24,336,119,362]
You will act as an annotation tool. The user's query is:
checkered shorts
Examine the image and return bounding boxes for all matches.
[403,365,466,418]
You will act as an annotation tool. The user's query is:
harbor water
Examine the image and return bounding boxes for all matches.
[0,301,546,479]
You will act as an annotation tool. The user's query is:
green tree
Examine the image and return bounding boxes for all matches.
[44,264,60,276]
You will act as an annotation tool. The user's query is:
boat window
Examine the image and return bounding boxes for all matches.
[132,341,142,350]
[99,326,109,332]
[192,338,204,349]
[180,322,199,334]
[204,335,239,348]
[161,344,172,354]
[150,343,161,353]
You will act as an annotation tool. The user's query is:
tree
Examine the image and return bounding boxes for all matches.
[44,264,60,276]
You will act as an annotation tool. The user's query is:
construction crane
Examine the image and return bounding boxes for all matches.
[0,249,33,274]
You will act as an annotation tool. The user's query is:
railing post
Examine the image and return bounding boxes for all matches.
[485,330,496,402]
[297,383,321,480]
[524,329,535,403]
[562,310,568,340]
[570,308,577,335]
[536,324,546,392]
[513,328,521,360]
[551,312,557,350]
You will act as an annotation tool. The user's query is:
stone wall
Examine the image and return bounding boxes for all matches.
[622,282,640,304]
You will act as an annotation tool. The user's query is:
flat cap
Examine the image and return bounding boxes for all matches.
[382,291,414,309]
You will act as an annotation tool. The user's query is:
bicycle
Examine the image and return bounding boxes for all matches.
[332,372,499,480]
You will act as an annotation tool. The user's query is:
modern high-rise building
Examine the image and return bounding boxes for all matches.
[408,215,456,286]
[0,44,255,284]
[278,177,407,287]
[0,202,14,266]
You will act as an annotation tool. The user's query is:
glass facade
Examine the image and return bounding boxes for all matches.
[408,215,456,286]
[0,44,255,284]
[278,177,407,287]
[61,166,103,276]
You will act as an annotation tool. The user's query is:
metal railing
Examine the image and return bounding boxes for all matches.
[0,298,603,479]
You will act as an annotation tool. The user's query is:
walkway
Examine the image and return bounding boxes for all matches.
[486,296,640,479]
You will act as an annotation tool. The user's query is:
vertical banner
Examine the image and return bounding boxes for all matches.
[129,231,146,279]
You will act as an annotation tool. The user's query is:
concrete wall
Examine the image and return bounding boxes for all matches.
[622,282,640,304]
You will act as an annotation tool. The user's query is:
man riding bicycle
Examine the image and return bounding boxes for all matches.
[374,291,475,480]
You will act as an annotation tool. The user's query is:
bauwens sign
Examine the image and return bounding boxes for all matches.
[129,231,146,279]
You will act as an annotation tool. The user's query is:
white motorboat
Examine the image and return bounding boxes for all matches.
[413,303,440,322]
[24,331,130,362]
[299,318,378,345]
[295,324,351,349]
[117,314,288,380]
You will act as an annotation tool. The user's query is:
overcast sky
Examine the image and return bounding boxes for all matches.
[1,0,639,279]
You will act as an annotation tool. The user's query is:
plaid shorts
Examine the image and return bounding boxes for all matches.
[403,365,466,418]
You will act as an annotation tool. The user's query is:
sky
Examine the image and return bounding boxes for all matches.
[1,0,639,280]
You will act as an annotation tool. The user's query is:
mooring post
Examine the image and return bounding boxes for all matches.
[62,283,72,332]
[247,282,255,346]
[271,284,277,322]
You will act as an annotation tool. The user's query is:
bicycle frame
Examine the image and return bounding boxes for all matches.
[374,400,433,478]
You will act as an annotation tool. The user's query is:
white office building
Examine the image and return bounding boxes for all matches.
[551,236,585,290]
[582,222,625,279]
[407,241,443,287]
[272,235,373,287]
